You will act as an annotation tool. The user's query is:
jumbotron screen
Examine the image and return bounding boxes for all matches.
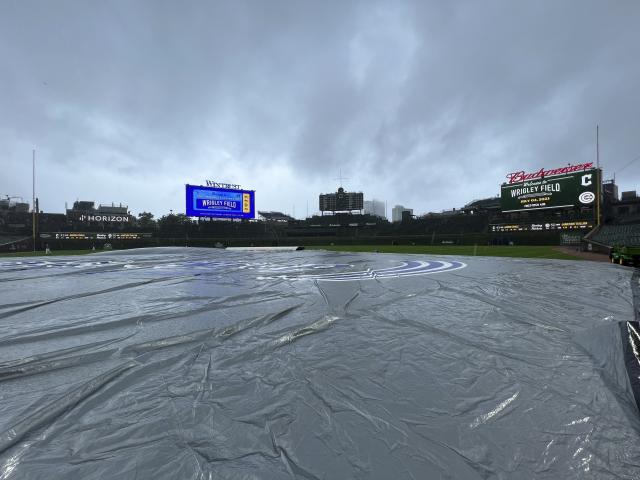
[501,167,598,213]
[185,185,255,219]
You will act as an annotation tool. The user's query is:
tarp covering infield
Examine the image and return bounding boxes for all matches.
[0,248,639,479]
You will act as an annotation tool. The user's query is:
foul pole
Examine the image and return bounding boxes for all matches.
[32,149,36,252]
[596,125,601,227]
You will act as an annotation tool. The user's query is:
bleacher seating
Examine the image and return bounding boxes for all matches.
[0,235,28,246]
[400,214,489,235]
[589,224,640,247]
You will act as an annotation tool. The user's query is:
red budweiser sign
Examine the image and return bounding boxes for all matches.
[506,162,594,184]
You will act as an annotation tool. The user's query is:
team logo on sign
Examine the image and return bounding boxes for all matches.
[578,191,595,204]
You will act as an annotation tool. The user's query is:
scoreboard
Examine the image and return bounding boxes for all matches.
[185,185,255,219]
[319,187,364,213]
[501,168,598,213]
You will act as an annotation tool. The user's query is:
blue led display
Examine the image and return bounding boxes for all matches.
[185,185,255,219]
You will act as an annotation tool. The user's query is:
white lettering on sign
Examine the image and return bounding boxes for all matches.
[201,199,237,208]
[79,214,130,222]
[509,183,560,197]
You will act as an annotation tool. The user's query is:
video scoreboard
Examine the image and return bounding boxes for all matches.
[185,185,255,219]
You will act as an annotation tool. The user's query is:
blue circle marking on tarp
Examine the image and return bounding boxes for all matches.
[303,259,467,281]
[0,257,466,282]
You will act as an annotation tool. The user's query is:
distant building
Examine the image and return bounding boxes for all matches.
[319,187,364,214]
[392,205,413,222]
[602,179,618,203]
[0,197,30,214]
[607,192,640,220]
[621,191,637,201]
[364,199,386,219]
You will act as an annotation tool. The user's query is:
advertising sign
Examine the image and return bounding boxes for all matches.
[501,168,598,213]
[505,162,593,184]
[48,232,153,240]
[77,214,130,223]
[185,185,255,219]
[490,221,593,233]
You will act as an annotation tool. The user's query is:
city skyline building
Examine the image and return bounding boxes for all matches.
[392,205,413,222]
[363,199,386,219]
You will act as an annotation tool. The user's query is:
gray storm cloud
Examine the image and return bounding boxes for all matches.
[1,0,639,217]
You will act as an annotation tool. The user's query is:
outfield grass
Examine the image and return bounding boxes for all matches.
[0,250,98,258]
[309,245,583,260]
[0,245,585,261]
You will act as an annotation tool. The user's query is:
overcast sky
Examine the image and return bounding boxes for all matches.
[1,0,639,219]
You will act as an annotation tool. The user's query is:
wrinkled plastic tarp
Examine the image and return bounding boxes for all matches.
[0,247,639,479]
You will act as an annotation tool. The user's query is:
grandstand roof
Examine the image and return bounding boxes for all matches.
[464,197,501,210]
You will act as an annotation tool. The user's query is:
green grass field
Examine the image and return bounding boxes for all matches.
[309,245,584,260]
[0,245,586,261]
[0,250,98,258]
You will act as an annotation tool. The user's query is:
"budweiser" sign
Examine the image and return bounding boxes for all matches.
[506,162,594,184]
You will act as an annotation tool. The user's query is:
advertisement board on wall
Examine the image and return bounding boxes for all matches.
[185,185,255,219]
[490,221,594,232]
[501,167,598,213]
[47,232,153,240]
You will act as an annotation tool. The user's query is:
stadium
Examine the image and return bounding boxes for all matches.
[2,162,640,479]
[2,1,640,478]
[2,162,639,253]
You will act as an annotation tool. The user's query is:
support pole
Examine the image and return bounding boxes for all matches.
[32,149,36,253]
[596,126,601,227]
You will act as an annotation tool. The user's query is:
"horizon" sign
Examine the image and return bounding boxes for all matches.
[78,214,130,222]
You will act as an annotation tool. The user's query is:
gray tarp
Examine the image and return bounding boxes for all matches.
[0,247,639,479]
